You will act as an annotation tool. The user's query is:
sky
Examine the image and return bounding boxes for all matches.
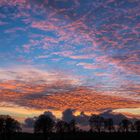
[0,0,140,122]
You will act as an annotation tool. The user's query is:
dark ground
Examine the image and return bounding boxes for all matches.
[0,132,140,140]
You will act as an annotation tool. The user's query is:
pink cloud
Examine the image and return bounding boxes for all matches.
[76,63,99,70]
[95,72,110,77]
[36,55,49,59]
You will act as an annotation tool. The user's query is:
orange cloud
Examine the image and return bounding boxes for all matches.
[0,66,140,120]
[27,87,140,113]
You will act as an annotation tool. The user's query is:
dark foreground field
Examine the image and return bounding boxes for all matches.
[0,132,140,140]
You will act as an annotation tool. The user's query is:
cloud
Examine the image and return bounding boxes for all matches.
[0,0,140,122]
[23,108,139,132]
[0,66,79,85]
[1,0,139,76]
[0,65,81,108]
[62,109,75,123]
[18,87,140,113]
[76,63,99,70]
[24,111,56,129]
[52,51,95,60]
[100,110,127,125]
[0,68,140,117]
[24,117,36,128]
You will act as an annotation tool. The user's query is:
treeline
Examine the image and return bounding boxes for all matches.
[0,112,140,134]
[34,114,140,133]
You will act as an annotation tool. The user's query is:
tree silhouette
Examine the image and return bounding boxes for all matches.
[89,115,104,132]
[134,120,140,132]
[34,114,55,134]
[0,117,4,134]
[55,119,77,133]
[104,118,114,132]
[130,123,135,132]
[55,120,69,133]
[68,119,77,132]
[119,119,132,132]
[0,115,21,134]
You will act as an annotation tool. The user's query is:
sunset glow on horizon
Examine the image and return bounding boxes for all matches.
[0,0,140,124]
